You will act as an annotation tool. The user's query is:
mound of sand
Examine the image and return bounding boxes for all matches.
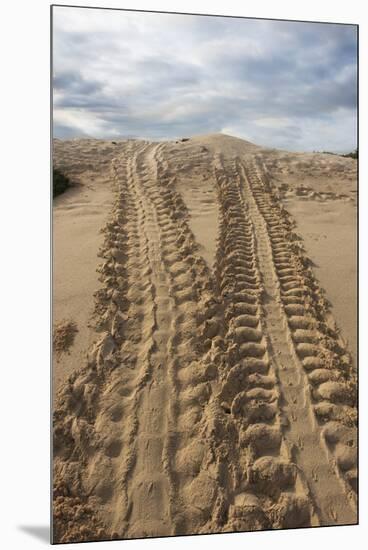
[52,133,357,543]
[53,319,78,357]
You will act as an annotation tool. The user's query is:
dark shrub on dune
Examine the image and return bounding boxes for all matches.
[53,168,71,197]
[342,149,358,159]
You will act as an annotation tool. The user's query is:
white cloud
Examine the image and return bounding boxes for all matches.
[254,118,293,129]
[53,108,109,136]
[52,6,357,152]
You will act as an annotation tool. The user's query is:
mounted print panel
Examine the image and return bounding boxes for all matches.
[52,5,358,544]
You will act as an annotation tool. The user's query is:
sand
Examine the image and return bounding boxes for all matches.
[52,134,357,543]
[53,139,115,393]
[285,199,357,367]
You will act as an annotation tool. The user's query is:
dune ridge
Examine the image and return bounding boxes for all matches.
[53,134,357,543]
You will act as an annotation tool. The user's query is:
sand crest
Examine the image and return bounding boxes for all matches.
[52,134,357,542]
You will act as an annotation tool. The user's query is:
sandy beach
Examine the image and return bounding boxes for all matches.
[52,134,357,542]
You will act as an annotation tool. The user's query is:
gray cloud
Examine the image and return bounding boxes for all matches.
[54,121,88,139]
[52,7,357,152]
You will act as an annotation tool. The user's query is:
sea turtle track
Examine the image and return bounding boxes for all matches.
[113,142,222,538]
[53,142,224,541]
[212,153,317,531]
[236,157,357,524]
[53,140,357,542]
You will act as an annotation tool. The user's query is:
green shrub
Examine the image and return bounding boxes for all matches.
[342,149,358,159]
[318,149,358,159]
[53,168,71,197]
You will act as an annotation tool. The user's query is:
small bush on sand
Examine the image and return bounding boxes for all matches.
[342,149,358,159]
[318,149,358,159]
[53,168,72,197]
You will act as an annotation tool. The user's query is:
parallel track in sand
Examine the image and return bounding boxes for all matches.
[236,157,356,524]
[105,142,177,537]
[53,140,357,543]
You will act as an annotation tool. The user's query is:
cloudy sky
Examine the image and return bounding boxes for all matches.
[52,6,357,152]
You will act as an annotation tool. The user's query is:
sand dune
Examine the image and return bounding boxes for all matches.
[52,134,357,542]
